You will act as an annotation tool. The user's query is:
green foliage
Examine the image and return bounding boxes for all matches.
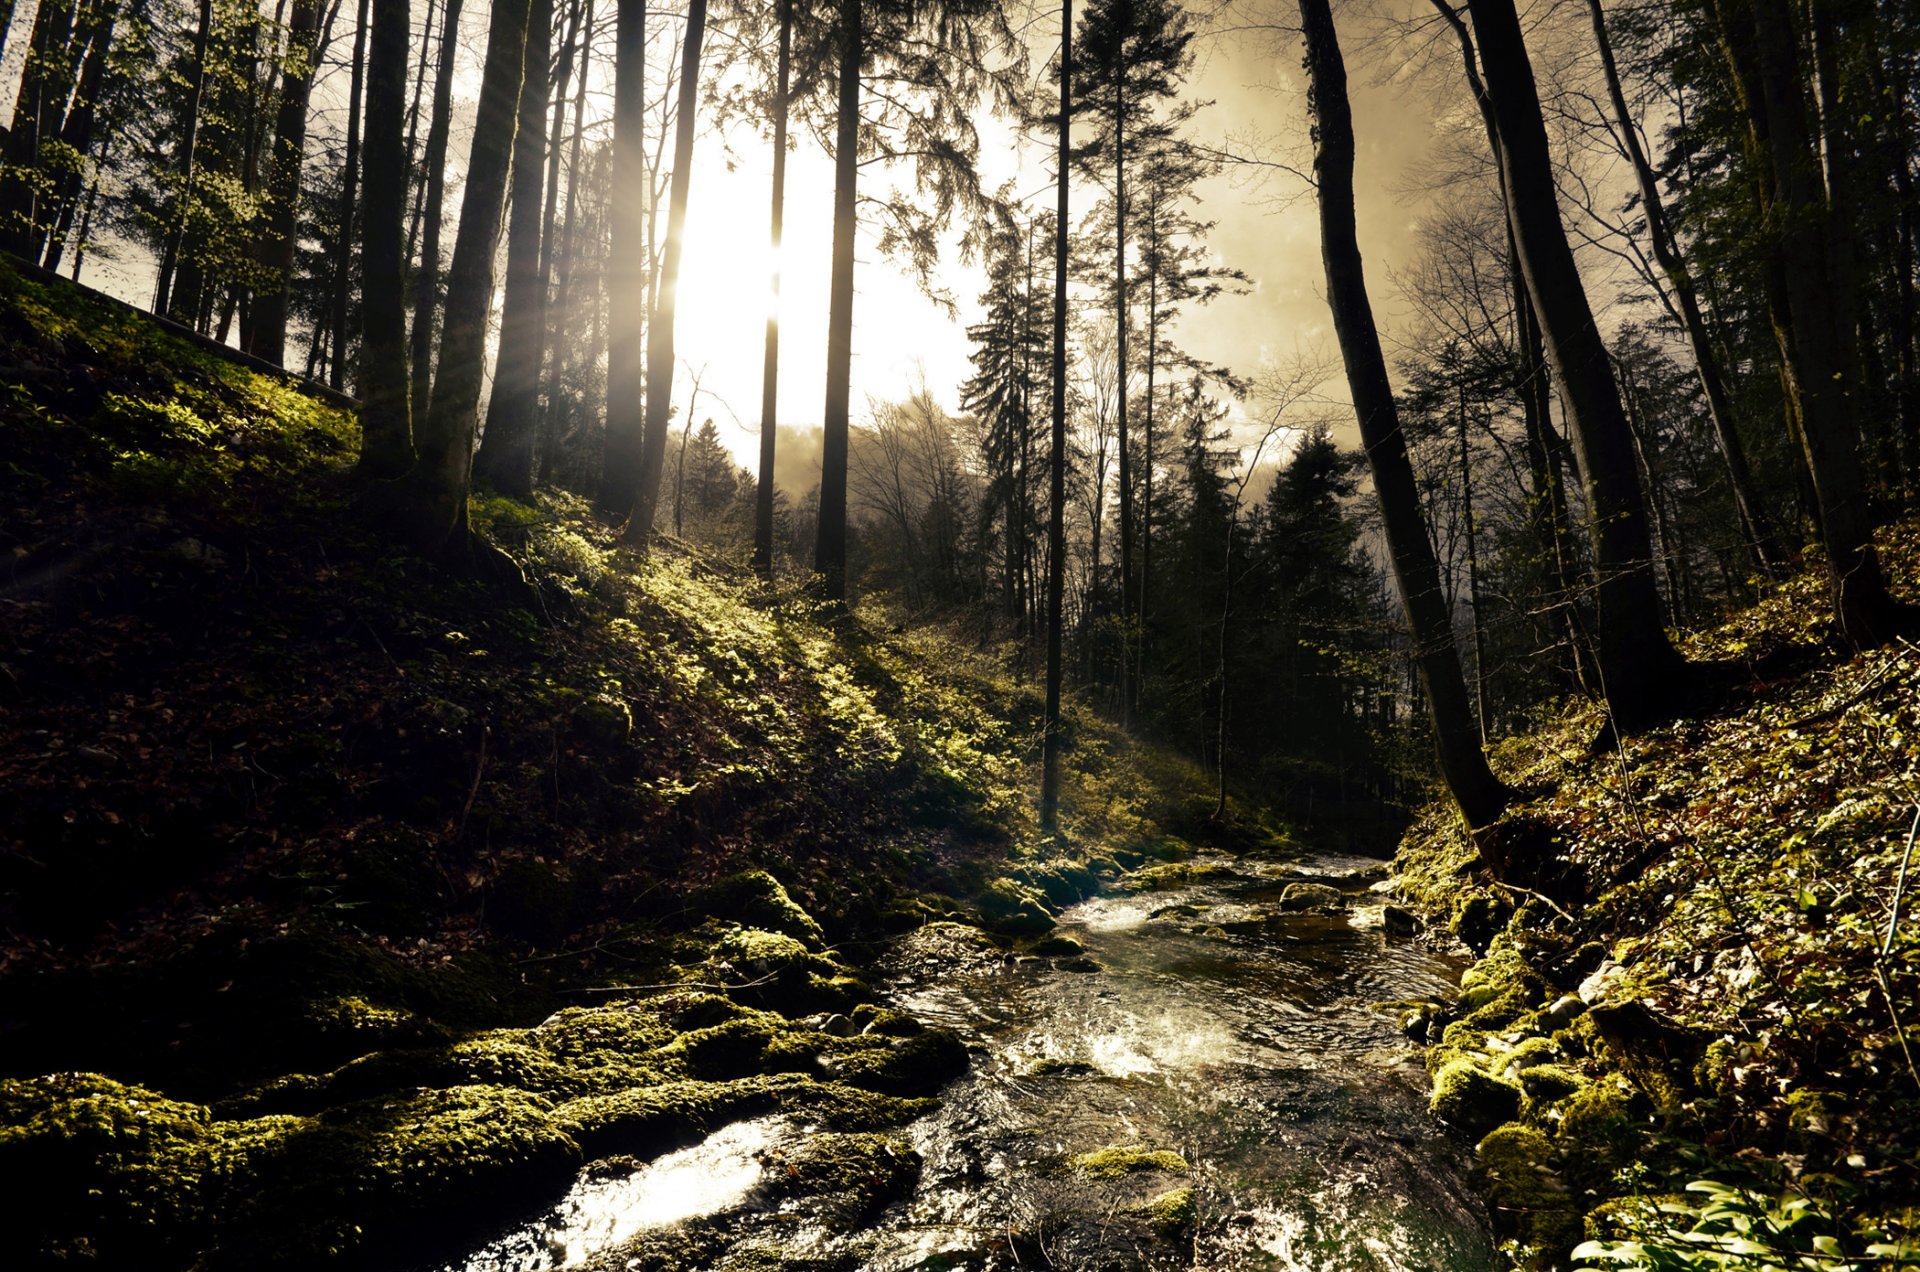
[1574,1181,1920,1271]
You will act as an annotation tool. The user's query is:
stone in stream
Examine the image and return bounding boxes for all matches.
[1383,904,1420,935]
[1277,882,1345,912]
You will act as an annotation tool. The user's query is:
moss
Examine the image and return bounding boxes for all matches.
[772,1080,937,1131]
[552,1077,784,1157]
[1429,1061,1523,1137]
[1136,1186,1198,1235]
[849,1004,923,1037]
[1029,934,1086,957]
[976,878,1055,935]
[657,1014,788,1079]
[1016,858,1097,908]
[712,926,813,972]
[1119,861,1234,893]
[533,1002,677,1066]
[1475,1123,1578,1259]
[1277,882,1344,911]
[694,870,827,950]
[1504,1037,1558,1071]
[1517,1064,1585,1103]
[1452,893,1506,955]
[1069,1143,1190,1178]
[763,1132,921,1222]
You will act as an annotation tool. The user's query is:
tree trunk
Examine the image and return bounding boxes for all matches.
[1465,0,1687,732]
[813,0,860,597]
[38,0,129,273]
[1112,77,1134,725]
[154,0,215,321]
[0,0,75,258]
[753,0,792,579]
[247,0,322,366]
[407,0,465,428]
[626,0,707,543]
[1041,0,1071,833]
[357,0,412,476]
[1584,0,1783,575]
[541,0,592,483]
[1458,385,1490,742]
[1299,0,1511,829]
[406,0,532,553]
[1711,0,1906,647]
[601,0,647,516]
[474,0,553,498]
[327,0,370,389]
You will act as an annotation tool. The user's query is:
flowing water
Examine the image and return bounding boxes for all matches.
[437,849,1494,1271]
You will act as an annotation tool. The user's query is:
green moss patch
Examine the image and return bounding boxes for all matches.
[1068,1143,1190,1178]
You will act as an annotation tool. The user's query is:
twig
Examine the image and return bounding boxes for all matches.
[1875,804,1920,1096]
[559,969,786,996]
[454,724,489,842]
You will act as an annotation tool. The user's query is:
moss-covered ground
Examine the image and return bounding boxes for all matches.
[0,262,1260,1268]
[1390,523,1920,1268]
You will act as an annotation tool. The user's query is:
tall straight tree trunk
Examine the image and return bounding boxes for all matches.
[1465,0,1687,733]
[247,0,322,366]
[474,0,553,498]
[154,0,215,320]
[601,0,647,516]
[1041,0,1071,833]
[1711,0,1906,648]
[407,0,532,553]
[626,0,707,543]
[328,0,370,389]
[1584,0,1783,574]
[1298,0,1511,829]
[408,0,464,426]
[753,0,792,579]
[813,0,860,597]
[399,0,438,245]
[541,0,592,483]
[1112,77,1134,725]
[357,0,412,475]
[1458,385,1490,741]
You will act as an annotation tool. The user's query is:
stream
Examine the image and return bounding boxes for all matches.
[438,849,1495,1270]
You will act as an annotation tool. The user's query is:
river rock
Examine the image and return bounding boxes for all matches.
[1544,994,1587,1026]
[1383,905,1420,935]
[1428,1060,1523,1136]
[1578,959,1624,1005]
[1277,883,1345,912]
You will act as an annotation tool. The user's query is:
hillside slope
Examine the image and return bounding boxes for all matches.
[0,260,1248,1269]
[1391,529,1920,1267]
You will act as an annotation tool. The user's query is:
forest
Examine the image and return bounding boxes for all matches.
[1,0,1918,1262]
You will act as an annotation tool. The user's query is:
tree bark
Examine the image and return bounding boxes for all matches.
[407,0,532,552]
[327,0,370,388]
[626,0,707,543]
[356,0,412,477]
[1299,0,1511,828]
[407,0,465,428]
[601,0,647,516]
[1041,0,1071,833]
[813,0,860,597]
[541,0,593,483]
[475,0,553,498]
[1465,0,1687,732]
[154,0,215,321]
[754,0,792,579]
[247,0,322,366]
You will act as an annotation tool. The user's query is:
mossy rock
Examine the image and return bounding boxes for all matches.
[771,1080,936,1131]
[976,878,1055,935]
[657,1014,790,1079]
[825,1029,969,1097]
[765,1132,921,1222]
[1474,1123,1578,1257]
[1119,861,1235,893]
[552,1077,784,1157]
[712,926,813,974]
[1428,1061,1523,1137]
[694,871,826,950]
[849,1004,923,1037]
[1451,893,1507,955]
[1029,934,1086,957]
[532,1003,677,1066]
[1069,1143,1190,1178]
[1277,882,1344,912]
[1517,1063,1585,1103]
[1135,1186,1197,1236]
[1504,1037,1558,1072]
[1017,859,1098,908]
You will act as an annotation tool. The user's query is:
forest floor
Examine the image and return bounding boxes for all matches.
[1391,521,1920,1266]
[0,259,1279,1269]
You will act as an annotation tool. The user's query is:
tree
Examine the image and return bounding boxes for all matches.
[813,0,862,598]
[1041,0,1071,832]
[474,0,556,499]
[408,0,466,425]
[1066,0,1195,717]
[357,0,413,479]
[407,0,533,552]
[754,0,794,579]
[1297,0,1511,829]
[601,0,647,517]
[246,0,324,367]
[626,0,709,544]
[1463,0,1689,732]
